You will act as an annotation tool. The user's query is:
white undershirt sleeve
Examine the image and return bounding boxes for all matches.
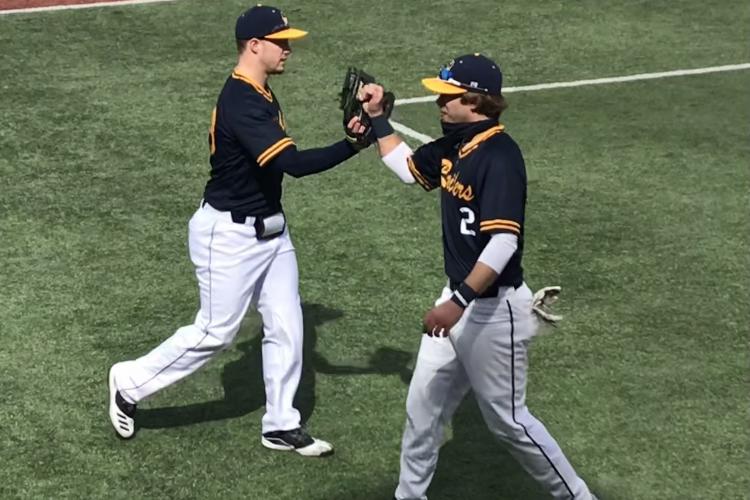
[381,141,415,183]
[477,233,518,274]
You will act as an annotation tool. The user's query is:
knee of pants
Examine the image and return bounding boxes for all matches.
[260,304,302,337]
[199,324,241,351]
[267,303,302,324]
[404,387,443,435]
[494,420,532,444]
[480,403,536,442]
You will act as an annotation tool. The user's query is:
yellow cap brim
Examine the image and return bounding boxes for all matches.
[265,28,308,40]
[421,77,467,95]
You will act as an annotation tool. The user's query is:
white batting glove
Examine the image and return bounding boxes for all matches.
[532,286,563,326]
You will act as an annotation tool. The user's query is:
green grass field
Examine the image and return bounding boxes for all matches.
[1,0,748,498]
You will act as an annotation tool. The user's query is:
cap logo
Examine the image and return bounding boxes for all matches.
[438,59,456,81]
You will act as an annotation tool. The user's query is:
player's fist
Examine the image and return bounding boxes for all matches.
[359,83,386,117]
[423,300,464,337]
[346,116,368,136]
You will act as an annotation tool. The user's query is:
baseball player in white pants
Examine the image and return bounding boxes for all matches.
[108,6,368,456]
[110,205,307,438]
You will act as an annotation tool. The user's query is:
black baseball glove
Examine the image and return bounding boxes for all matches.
[340,67,395,148]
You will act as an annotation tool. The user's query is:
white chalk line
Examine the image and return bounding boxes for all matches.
[1,4,746,146]
[392,62,750,143]
[0,0,178,15]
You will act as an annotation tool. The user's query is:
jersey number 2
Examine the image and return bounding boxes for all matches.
[459,207,476,236]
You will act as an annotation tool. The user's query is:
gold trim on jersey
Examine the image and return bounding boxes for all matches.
[480,218,521,234]
[258,137,295,167]
[458,124,505,159]
[441,172,475,201]
[441,158,453,175]
[407,156,434,190]
[481,218,520,229]
[231,70,274,102]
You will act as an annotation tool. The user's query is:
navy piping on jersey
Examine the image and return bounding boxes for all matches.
[507,300,575,499]
[120,222,218,395]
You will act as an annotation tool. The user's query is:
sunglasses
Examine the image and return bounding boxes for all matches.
[438,66,490,94]
[261,38,291,50]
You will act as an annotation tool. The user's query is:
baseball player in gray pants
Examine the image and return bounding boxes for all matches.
[350,54,597,499]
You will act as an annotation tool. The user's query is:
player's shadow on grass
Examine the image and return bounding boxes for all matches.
[327,400,552,500]
[328,382,558,500]
[427,398,550,500]
[430,410,613,500]
[137,303,411,430]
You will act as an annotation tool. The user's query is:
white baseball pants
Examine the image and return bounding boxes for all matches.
[113,202,303,433]
[395,284,593,500]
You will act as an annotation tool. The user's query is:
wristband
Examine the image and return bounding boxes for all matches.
[450,282,478,309]
[371,114,394,139]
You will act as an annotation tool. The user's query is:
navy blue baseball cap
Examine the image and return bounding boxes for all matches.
[235,5,308,40]
[422,54,502,95]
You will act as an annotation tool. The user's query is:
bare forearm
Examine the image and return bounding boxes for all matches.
[362,84,415,182]
[468,233,518,293]
[463,262,499,295]
[451,234,517,307]
[376,133,403,157]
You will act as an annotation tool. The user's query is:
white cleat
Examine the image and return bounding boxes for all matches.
[261,428,334,457]
[108,363,137,439]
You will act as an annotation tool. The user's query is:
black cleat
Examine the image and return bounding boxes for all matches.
[261,427,333,457]
[108,363,136,439]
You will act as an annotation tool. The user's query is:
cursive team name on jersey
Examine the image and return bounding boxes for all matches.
[440,158,475,202]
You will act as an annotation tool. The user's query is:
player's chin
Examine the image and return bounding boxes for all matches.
[269,62,287,74]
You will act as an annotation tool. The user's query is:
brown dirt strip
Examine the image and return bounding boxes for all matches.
[0,0,132,10]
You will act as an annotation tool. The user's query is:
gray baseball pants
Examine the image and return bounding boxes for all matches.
[395,283,593,500]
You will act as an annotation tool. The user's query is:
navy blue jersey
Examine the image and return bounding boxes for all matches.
[408,122,526,288]
[204,70,293,216]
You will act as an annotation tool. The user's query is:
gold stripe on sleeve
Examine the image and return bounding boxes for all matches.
[407,157,433,190]
[257,138,295,167]
[480,218,520,229]
[479,223,521,234]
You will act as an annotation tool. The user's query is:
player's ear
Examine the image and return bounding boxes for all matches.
[459,93,482,116]
[247,38,263,55]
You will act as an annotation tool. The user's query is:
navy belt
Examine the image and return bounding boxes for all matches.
[201,200,285,240]
[202,200,272,224]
